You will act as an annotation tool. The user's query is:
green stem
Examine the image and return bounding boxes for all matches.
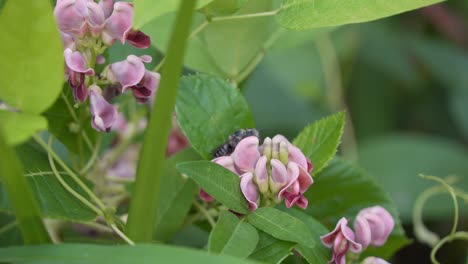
[211,9,279,22]
[413,186,443,247]
[125,0,196,242]
[316,35,358,161]
[0,131,50,244]
[33,135,107,211]
[79,133,102,175]
[193,201,216,227]
[430,231,468,264]
[0,221,17,236]
[110,223,135,245]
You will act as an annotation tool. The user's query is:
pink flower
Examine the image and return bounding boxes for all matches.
[107,55,160,103]
[64,48,94,102]
[240,172,260,211]
[101,2,150,48]
[362,257,391,264]
[89,85,117,132]
[354,206,395,248]
[54,0,105,38]
[321,218,362,264]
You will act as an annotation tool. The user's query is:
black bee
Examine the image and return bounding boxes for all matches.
[213,128,260,158]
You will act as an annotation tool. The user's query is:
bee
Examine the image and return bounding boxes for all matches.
[213,128,260,158]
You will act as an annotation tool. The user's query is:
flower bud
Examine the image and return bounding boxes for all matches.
[262,137,272,159]
[89,85,117,132]
[254,156,269,194]
[269,159,288,194]
[362,257,391,264]
[321,218,362,264]
[354,206,394,249]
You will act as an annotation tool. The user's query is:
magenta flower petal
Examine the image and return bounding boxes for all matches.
[126,30,151,49]
[89,85,118,132]
[199,189,214,203]
[212,156,237,174]
[64,48,94,75]
[288,144,309,171]
[240,172,259,211]
[108,55,146,90]
[232,136,261,173]
[321,218,362,264]
[131,70,160,103]
[354,206,395,248]
[54,0,87,34]
[104,1,133,44]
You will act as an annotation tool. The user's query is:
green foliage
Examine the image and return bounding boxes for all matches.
[176,161,249,214]
[0,244,262,264]
[276,0,445,30]
[358,134,468,220]
[249,231,295,264]
[306,158,410,259]
[208,210,259,258]
[293,112,345,175]
[133,0,213,29]
[201,0,248,16]
[0,110,47,146]
[0,0,63,114]
[247,207,315,246]
[154,149,200,242]
[176,74,254,159]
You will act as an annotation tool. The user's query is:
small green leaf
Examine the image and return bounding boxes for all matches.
[281,208,331,264]
[154,149,200,242]
[276,0,445,30]
[307,158,410,259]
[133,0,213,29]
[0,0,63,114]
[249,231,295,264]
[248,207,314,246]
[0,244,262,264]
[201,0,248,16]
[0,110,47,146]
[292,112,345,175]
[208,210,259,258]
[176,161,249,214]
[176,74,254,159]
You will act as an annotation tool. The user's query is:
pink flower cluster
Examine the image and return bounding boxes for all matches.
[201,135,313,211]
[54,0,160,132]
[320,206,395,264]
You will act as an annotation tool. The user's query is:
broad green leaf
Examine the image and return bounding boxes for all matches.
[0,173,97,221]
[208,210,259,258]
[358,134,468,220]
[0,244,262,264]
[276,0,444,30]
[201,0,248,16]
[249,231,295,264]
[0,110,47,146]
[307,158,410,259]
[142,0,279,81]
[42,87,96,155]
[133,0,213,29]
[176,161,249,214]
[248,207,314,246]
[176,74,254,159]
[0,0,63,114]
[0,213,23,247]
[293,112,345,175]
[281,208,331,264]
[154,149,200,242]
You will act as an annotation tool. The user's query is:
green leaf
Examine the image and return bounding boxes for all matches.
[201,0,248,16]
[0,0,63,114]
[176,161,249,214]
[133,0,213,29]
[248,207,314,246]
[292,112,345,175]
[249,231,295,264]
[208,210,259,258]
[176,74,254,159]
[0,173,97,221]
[276,0,444,30]
[358,134,468,220]
[0,244,262,264]
[125,0,196,242]
[0,110,47,146]
[142,0,278,81]
[0,130,50,244]
[306,158,410,259]
[0,213,23,247]
[281,208,331,264]
[154,149,200,242]
[42,87,96,155]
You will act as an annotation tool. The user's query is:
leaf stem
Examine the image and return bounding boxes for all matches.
[430,231,468,264]
[61,92,94,152]
[110,223,135,245]
[193,201,216,228]
[211,9,279,22]
[125,0,196,242]
[0,221,17,236]
[79,133,102,175]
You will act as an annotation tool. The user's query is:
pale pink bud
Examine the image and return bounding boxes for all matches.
[254,156,269,194]
[231,136,261,173]
[354,206,394,248]
[240,172,259,211]
[89,85,118,132]
[321,218,362,264]
[269,159,288,194]
[261,137,272,159]
[362,257,391,264]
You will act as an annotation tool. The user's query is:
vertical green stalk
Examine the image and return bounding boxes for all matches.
[0,130,50,244]
[125,0,196,242]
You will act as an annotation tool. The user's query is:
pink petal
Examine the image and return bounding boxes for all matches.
[269,159,288,193]
[254,155,269,193]
[64,48,95,75]
[212,156,237,174]
[278,162,300,199]
[354,215,372,249]
[240,172,259,211]
[104,1,133,44]
[199,189,214,203]
[108,55,146,90]
[126,30,151,49]
[288,144,309,171]
[320,217,347,247]
[131,70,160,103]
[296,164,313,193]
[89,85,117,132]
[99,0,114,18]
[54,0,87,34]
[231,136,260,173]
